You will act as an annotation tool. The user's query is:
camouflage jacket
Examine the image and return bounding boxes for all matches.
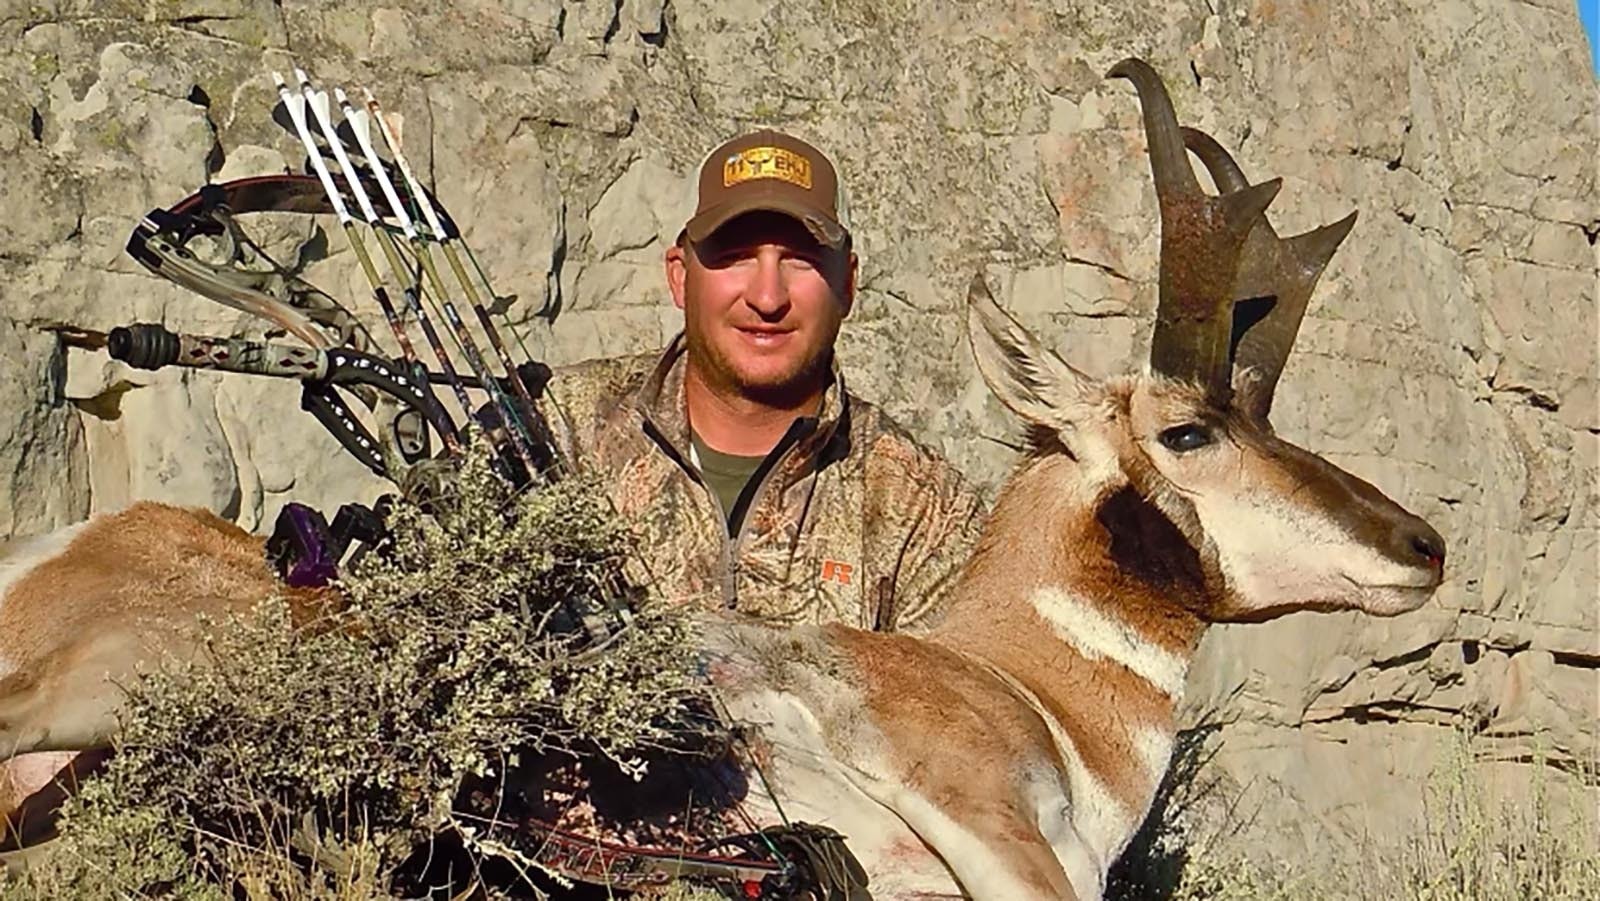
[540,335,986,632]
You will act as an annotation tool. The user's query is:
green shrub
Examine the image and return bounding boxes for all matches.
[1,445,719,898]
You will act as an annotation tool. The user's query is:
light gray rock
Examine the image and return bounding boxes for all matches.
[0,0,1594,873]
[0,322,90,534]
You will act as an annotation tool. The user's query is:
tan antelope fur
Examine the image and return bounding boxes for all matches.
[0,59,1445,899]
[0,504,333,853]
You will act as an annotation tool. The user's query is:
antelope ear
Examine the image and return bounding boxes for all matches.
[966,273,1096,429]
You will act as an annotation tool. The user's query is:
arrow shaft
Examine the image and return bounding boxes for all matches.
[333,90,518,437]
[353,165,537,473]
[364,91,451,239]
[365,90,555,475]
[278,68,463,453]
[407,243,540,473]
[368,227,510,462]
[301,73,470,417]
[276,72,435,402]
[438,240,546,438]
[345,221,464,452]
[304,73,535,474]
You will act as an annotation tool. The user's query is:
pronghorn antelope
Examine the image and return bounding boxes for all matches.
[0,59,1443,899]
[693,59,1445,899]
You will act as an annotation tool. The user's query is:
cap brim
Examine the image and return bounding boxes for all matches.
[685,190,848,250]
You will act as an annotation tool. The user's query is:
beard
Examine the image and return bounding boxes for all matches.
[684,324,836,409]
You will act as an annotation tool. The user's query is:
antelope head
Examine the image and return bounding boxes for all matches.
[966,59,1445,627]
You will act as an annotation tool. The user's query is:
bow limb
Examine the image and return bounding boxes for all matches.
[126,174,367,350]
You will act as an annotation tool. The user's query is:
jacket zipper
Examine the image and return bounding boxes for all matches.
[718,418,814,608]
[641,404,837,611]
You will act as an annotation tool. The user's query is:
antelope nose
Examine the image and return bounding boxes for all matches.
[1402,521,1447,571]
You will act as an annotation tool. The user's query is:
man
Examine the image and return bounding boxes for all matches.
[543,129,984,631]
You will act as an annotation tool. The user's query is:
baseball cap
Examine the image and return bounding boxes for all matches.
[684,129,851,250]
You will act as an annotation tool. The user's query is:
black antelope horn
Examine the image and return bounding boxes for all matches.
[1181,126,1359,420]
[1108,58,1280,402]
[1180,125,1250,194]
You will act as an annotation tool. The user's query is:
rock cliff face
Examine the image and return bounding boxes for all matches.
[1,0,1594,866]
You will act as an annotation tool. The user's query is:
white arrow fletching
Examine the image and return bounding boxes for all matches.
[273,69,351,225]
[299,73,382,225]
[336,88,373,149]
[273,71,307,128]
[336,88,417,239]
[363,87,449,241]
[307,87,332,127]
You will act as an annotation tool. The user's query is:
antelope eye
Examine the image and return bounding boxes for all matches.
[1158,423,1213,453]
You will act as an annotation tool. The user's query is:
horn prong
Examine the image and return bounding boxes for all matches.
[1229,210,1359,419]
[1110,59,1273,401]
[1222,178,1282,238]
[1294,211,1358,279]
[1180,126,1250,194]
[1234,210,1358,416]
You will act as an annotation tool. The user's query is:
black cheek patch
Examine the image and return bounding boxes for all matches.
[1095,486,1208,598]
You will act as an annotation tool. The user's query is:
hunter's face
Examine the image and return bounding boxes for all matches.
[667,212,855,403]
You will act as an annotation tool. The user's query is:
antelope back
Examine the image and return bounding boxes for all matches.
[0,504,288,672]
[0,503,335,761]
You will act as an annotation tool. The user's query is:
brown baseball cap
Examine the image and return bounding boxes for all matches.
[684,129,850,250]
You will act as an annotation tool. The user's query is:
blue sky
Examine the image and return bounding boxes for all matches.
[1584,0,1599,74]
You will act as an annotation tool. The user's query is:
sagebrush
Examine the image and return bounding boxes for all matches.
[1,445,719,898]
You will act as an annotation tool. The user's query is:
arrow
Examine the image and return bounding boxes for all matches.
[333,87,541,478]
[274,68,462,454]
[298,69,534,475]
[361,86,558,476]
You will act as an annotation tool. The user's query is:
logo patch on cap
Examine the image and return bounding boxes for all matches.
[723,146,813,190]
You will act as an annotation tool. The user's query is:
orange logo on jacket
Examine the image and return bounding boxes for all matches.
[820,559,854,585]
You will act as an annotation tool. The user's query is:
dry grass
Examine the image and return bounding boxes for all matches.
[1110,728,1599,901]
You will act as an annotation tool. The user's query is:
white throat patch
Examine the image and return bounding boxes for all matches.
[1029,586,1189,698]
